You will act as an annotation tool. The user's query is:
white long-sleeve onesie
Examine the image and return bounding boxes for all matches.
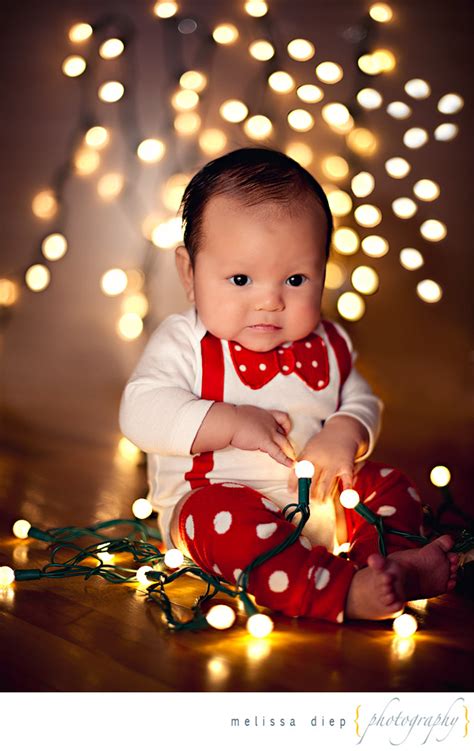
[119,306,383,551]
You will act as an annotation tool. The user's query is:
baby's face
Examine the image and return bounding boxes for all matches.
[177,194,328,352]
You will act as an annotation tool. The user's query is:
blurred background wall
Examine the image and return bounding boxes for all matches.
[1,0,473,512]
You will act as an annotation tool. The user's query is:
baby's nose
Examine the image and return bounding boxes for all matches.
[256,288,285,311]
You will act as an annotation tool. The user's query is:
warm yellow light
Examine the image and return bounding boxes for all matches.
[333,227,359,255]
[12,519,31,540]
[204,604,236,630]
[68,23,93,43]
[372,49,396,72]
[117,437,141,461]
[62,55,87,77]
[164,548,185,568]
[347,128,377,155]
[122,292,148,318]
[249,39,275,61]
[0,567,15,587]
[245,1,268,17]
[393,613,418,637]
[179,70,207,92]
[356,88,383,109]
[25,264,50,292]
[434,123,458,142]
[132,497,153,519]
[351,266,379,295]
[354,204,382,228]
[162,173,189,212]
[98,81,125,102]
[399,248,424,270]
[296,84,323,103]
[151,217,183,248]
[247,613,274,638]
[420,219,447,242]
[340,489,360,508]
[171,89,199,111]
[369,3,393,22]
[243,115,273,140]
[100,268,127,296]
[287,109,314,132]
[403,128,428,149]
[136,565,154,585]
[404,79,431,99]
[174,112,201,135]
[137,138,166,163]
[85,125,109,149]
[413,180,440,202]
[0,279,19,307]
[97,173,124,200]
[126,269,145,292]
[246,640,271,660]
[337,292,365,321]
[385,157,411,179]
[74,147,100,176]
[287,38,315,61]
[408,599,428,611]
[437,93,464,115]
[153,1,178,18]
[430,465,451,487]
[321,103,352,131]
[416,280,443,304]
[268,71,295,93]
[327,189,352,217]
[392,197,417,219]
[324,262,346,289]
[99,38,124,60]
[41,233,68,261]
[362,235,389,258]
[357,54,382,75]
[351,172,375,198]
[322,156,349,180]
[199,128,228,155]
[285,142,313,167]
[295,460,315,478]
[391,635,416,659]
[315,61,343,84]
[32,190,58,219]
[117,312,144,340]
[219,99,248,123]
[386,101,411,119]
[213,23,239,45]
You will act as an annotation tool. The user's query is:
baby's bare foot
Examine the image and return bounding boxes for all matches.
[345,555,405,620]
[388,534,459,600]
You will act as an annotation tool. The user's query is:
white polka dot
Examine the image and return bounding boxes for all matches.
[321,341,326,347]
[221,482,244,488]
[311,360,318,367]
[239,364,247,372]
[268,570,289,592]
[305,341,312,348]
[282,365,289,371]
[317,380,325,388]
[380,468,394,478]
[408,487,421,502]
[364,491,376,503]
[377,505,397,517]
[278,349,284,354]
[256,522,278,539]
[185,515,194,540]
[213,563,223,575]
[234,344,242,351]
[314,567,330,590]
[299,535,312,550]
[259,363,267,371]
[336,611,344,623]
[296,361,302,368]
[261,497,280,514]
[233,568,243,582]
[213,511,232,534]
[307,565,315,580]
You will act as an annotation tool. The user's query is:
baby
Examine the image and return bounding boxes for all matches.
[120,147,458,623]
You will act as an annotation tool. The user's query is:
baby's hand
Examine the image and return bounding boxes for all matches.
[231,405,296,468]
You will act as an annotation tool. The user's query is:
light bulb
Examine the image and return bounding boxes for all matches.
[68,23,93,43]
[337,292,365,321]
[99,38,124,60]
[393,613,418,637]
[25,264,50,292]
[179,70,207,92]
[386,101,411,119]
[351,172,375,198]
[243,115,273,140]
[416,280,443,303]
[136,565,154,585]
[287,109,314,132]
[361,235,389,258]
[413,180,440,201]
[153,1,178,18]
[339,489,360,508]
[287,38,315,61]
[315,61,343,84]
[399,248,424,270]
[404,79,431,99]
[98,81,125,103]
[437,93,464,114]
[434,123,458,142]
[100,268,127,296]
[41,233,68,261]
[369,3,393,22]
[164,548,185,568]
[392,197,417,219]
[247,613,274,638]
[137,138,165,163]
[212,23,239,45]
[296,84,323,103]
[403,128,428,149]
[12,519,31,539]
[249,40,275,61]
[351,266,379,295]
[219,99,248,123]
[206,604,236,630]
[62,55,87,77]
[0,279,19,307]
[295,460,315,478]
[0,567,15,587]
[420,220,447,242]
[356,88,382,109]
[430,465,451,487]
[268,71,295,93]
[117,313,144,340]
[132,498,153,519]
[245,1,268,18]
[332,227,359,255]
[385,157,411,179]
[85,125,109,149]
[354,204,382,228]
[97,552,115,564]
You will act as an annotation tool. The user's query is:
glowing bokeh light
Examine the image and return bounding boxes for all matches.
[219,99,248,123]
[62,55,87,77]
[41,233,68,261]
[268,71,295,93]
[206,604,236,630]
[434,123,458,141]
[171,89,199,111]
[287,38,315,61]
[68,23,93,42]
[32,189,58,219]
[285,142,313,167]
[25,264,50,292]
[416,279,443,303]
[74,147,100,175]
[179,70,207,92]
[100,268,128,296]
[420,219,447,242]
[137,138,166,163]
[347,128,377,155]
[245,1,268,17]
[385,157,411,179]
[117,312,144,340]
[337,292,365,321]
[430,465,451,487]
[249,40,275,61]
[354,204,382,228]
[437,93,464,114]
[361,235,389,258]
[392,197,418,219]
[97,172,125,200]
[162,173,190,212]
[393,613,418,637]
[153,1,178,18]
[132,498,153,519]
[413,179,440,201]
[12,520,31,539]
[296,84,323,103]
[212,23,239,44]
[99,38,124,59]
[340,489,360,508]
[404,79,431,99]
[244,115,273,140]
[287,109,314,132]
[247,613,274,638]
[324,261,346,289]
[386,101,412,119]
[357,88,383,109]
[403,127,428,149]
[0,567,15,587]
[315,61,343,84]
[174,112,201,135]
[400,248,424,270]
[164,548,185,568]
[0,279,19,307]
[199,128,228,155]
[351,266,379,295]
[322,155,349,180]
[332,227,359,255]
[85,126,109,149]
[351,172,375,198]
[327,189,352,217]
[98,81,125,102]
[369,3,393,22]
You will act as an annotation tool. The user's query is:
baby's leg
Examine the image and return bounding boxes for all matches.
[172,483,402,623]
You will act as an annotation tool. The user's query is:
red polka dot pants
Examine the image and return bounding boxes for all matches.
[177,461,424,623]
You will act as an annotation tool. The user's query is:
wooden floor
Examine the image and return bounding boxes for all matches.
[1,427,473,692]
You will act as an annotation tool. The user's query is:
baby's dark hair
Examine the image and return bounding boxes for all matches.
[179,147,333,268]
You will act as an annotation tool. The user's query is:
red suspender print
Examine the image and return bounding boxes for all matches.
[321,320,352,408]
[184,332,225,489]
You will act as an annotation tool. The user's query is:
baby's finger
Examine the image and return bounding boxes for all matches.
[273,431,297,462]
[338,471,353,492]
[313,472,332,504]
[263,441,294,468]
[269,410,292,435]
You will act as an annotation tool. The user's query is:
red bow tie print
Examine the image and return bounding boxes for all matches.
[229,332,329,390]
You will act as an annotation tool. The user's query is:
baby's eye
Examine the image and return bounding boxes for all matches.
[286,274,307,287]
[228,274,251,286]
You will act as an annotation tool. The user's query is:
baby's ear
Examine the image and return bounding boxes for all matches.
[175,246,195,302]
